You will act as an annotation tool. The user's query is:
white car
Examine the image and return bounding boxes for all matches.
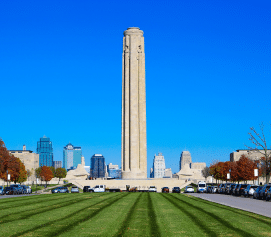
[184,186,194,193]
[90,185,105,193]
[249,185,258,196]
[71,186,79,193]
[148,186,157,192]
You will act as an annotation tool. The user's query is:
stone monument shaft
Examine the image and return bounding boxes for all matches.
[121,27,147,179]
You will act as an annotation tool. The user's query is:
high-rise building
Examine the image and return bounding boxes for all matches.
[107,163,121,179]
[37,136,53,167]
[53,161,62,169]
[121,27,147,179]
[179,151,192,170]
[91,154,105,178]
[152,153,166,178]
[63,143,82,170]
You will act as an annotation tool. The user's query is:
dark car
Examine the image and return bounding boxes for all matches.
[83,186,91,192]
[3,186,19,195]
[172,187,180,193]
[218,184,226,194]
[161,187,169,193]
[266,187,271,201]
[259,184,271,200]
[224,183,233,194]
[243,185,251,197]
[206,186,213,193]
[10,184,23,194]
[253,186,263,199]
[232,184,241,195]
[237,184,248,196]
[227,184,236,195]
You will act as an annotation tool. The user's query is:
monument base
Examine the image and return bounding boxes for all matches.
[121,171,147,180]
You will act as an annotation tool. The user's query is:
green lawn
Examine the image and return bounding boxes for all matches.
[0,193,270,236]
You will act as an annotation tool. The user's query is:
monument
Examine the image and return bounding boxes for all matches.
[121,27,147,179]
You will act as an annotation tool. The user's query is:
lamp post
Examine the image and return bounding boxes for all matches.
[6,170,8,187]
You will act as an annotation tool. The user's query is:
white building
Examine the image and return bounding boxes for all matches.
[152,153,166,178]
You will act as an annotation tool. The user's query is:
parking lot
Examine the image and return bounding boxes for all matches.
[189,193,271,218]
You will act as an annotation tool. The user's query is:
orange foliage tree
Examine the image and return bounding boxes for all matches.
[237,155,258,182]
[0,139,27,183]
[40,166,54,186]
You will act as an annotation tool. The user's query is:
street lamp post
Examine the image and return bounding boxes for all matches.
[6,170,8,187]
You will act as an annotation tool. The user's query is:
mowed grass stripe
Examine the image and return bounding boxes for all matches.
[153,193,215,236]
[58,192,142,236]
[168,194,258,237]
[188,194,271,227]
[147,192,161,237]
[18,193,129,237]
[114,192,143,236]
[0,193,118,237]
[0,193,110,225]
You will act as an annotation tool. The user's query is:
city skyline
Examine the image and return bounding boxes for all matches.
[1,1,271,174]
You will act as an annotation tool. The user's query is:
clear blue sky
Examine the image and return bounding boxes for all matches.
[1,0,270,175]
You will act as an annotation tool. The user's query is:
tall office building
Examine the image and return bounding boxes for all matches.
[152,153,166,178]
[37,136,53,167]
[91,154,105,178]
[107,163,121,179]
[53,161,62,169]
[63,143,82,170]
[179,151,192,170]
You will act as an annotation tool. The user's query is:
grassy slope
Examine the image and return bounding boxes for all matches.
[0,193,270,236]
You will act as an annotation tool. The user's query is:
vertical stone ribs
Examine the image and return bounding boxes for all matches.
[121,27,147,179]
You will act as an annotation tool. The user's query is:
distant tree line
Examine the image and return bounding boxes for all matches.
[209,155,261,183]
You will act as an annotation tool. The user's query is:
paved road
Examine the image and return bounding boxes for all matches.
[189,193,271,218]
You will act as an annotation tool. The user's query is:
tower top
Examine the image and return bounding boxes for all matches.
[124,27,143,36]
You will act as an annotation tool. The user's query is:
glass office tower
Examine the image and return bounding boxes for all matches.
[91,154,105,178]
[37,136,53,167]
[63,143,82,170]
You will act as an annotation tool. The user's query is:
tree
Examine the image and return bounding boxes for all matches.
[237,155,257,182]
[246,124,271,183]
[55,168,67,182]
[14,159,27,184]
[40,166,54,186]
[201,166,210,180]
[0,139,27,183]
[50,166,56,177]
[35,167,42,179]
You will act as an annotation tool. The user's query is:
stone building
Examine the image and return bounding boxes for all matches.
[9,145,39,182]
[152,153,166,178]
[179,151,192,170]
[230,149,271,162]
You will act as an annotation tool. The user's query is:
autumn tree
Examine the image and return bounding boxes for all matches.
[237,155,257,182]
[40,166,54,186]
[0,139,27,183]
[35,167,42,179]
[246,124,271,183]
[55,168,67,182]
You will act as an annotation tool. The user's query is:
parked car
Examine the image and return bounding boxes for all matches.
[248,185,258,196]
[253,186,263,199]
[218,184,225,194]
[83,186,91,192]
[172,187,181,193]
[0,186,4,195]
[51,187,69,194]
[224,183,233,194]
[161,187,169,193]
[206,186,213,193]
[232,184,241,196]
[184,186,194,193]
[21,185,28,194]
[3,186,19,195]
[90,185,106,193]
[148,186,157,192]
[266,187,271,201]
[71,186,79,193]
[259,184,271,200]
[212,186,218,193]
[197,181,207,193]
[237,184,248,196]
[227,184,236,195]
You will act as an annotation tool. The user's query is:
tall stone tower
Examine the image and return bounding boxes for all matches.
[121,27,147,179]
